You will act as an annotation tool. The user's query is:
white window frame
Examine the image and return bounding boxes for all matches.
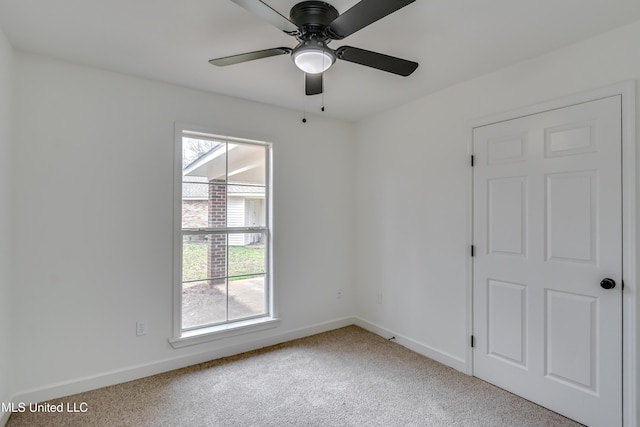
[170,124,278,348]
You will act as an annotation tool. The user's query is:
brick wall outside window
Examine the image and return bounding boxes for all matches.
[208,179,226,284]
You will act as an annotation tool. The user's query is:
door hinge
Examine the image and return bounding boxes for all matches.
[471,155,475,167]
[471,335,475,348]
[471,245,475,257]
[622,280,625,290]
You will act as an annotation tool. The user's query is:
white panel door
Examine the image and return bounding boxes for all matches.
[472,95,622,427]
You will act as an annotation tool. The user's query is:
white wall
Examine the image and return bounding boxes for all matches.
[0,24,14,420]
[10,53,355,400]
[354,18,640,422]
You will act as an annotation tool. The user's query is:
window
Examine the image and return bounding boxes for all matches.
[171,127,275,347]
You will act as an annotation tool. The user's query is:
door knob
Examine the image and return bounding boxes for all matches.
[600,278,616,289]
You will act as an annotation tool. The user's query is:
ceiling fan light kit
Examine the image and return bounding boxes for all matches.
[210,0,418,96]
[292,40,335,74]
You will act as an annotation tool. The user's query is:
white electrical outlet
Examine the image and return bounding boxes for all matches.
[136,320,148,336]
[377,292,383,304]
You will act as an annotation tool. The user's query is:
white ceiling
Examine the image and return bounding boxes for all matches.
[1,0,640,121]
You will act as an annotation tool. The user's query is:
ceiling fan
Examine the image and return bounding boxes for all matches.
[209,0,419,95]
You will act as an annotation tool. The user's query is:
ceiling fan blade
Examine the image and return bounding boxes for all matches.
[230,0,299,34]
[305,73,323,95]
[336,46,418,76]
[328,0,415,39]
[209,47,292,67]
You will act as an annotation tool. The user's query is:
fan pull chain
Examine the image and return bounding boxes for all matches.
[302,72,308,123]
[321,55,326,112]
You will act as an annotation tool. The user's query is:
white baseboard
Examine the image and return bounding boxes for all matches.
[353,316,467,373]
[10,316,355,406]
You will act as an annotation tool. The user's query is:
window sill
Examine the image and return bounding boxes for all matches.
[169,317,280,349]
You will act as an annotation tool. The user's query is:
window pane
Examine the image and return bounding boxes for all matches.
[227,190,266,227]
[182,280,227,330]
[228,233,266,278]
[182,238,208,282]
[182,181,228,229]
[182,137,225,170]
[228,143,266,186]
[229,276,267,321]
[182,234,227,282]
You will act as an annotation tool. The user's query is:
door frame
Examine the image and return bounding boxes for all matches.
[465,81,636,426]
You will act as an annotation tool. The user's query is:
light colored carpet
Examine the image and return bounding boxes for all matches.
[7,326,581,426]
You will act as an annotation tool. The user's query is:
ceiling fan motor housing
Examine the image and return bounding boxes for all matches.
[290,1,339,41]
